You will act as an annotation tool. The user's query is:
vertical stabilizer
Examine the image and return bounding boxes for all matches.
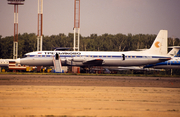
[168,46,180,57]
[147,30,168,55]
[175,50,180,57]
[168,47,180,57]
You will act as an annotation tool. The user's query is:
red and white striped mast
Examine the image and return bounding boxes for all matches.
[37,0,43,51]
[8,0,25,59]
[74,0,80,51]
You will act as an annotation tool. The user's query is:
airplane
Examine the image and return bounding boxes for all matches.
[0,59,14,67]
[0,59,36,71]
[15,30,171,69]
[144,46,180,69]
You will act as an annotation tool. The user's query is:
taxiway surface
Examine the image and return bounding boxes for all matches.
[0,74,180,117]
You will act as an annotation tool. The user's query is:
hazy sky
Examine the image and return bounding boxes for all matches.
[1,0,180,38]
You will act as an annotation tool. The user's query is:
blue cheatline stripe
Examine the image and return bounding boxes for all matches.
[27,54,170,59]
[152,56,169,58]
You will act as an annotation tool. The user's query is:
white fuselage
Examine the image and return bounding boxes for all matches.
[17,50,171,67]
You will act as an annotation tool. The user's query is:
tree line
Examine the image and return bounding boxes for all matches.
[0,33,180,59]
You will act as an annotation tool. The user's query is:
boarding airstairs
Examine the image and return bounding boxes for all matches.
[53,53,62,73]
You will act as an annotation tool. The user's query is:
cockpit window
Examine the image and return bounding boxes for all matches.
[23,55,27,58]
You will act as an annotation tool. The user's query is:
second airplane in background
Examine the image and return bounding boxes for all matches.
[144,46,180,69]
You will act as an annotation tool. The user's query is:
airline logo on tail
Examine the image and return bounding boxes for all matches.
[155,41,160,48]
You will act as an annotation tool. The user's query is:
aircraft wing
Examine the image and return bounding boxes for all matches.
[83,59,103,66]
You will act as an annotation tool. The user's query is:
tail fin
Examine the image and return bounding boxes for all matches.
[168,46,180,57]
[175,50,180,57]
[147,30,168,55]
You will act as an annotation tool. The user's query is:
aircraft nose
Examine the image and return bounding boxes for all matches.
[15,58,20,64]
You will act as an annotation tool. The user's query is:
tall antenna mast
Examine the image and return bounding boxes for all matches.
[74,0,80,51]
[7,0,25,59]
[37,0,43,51]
